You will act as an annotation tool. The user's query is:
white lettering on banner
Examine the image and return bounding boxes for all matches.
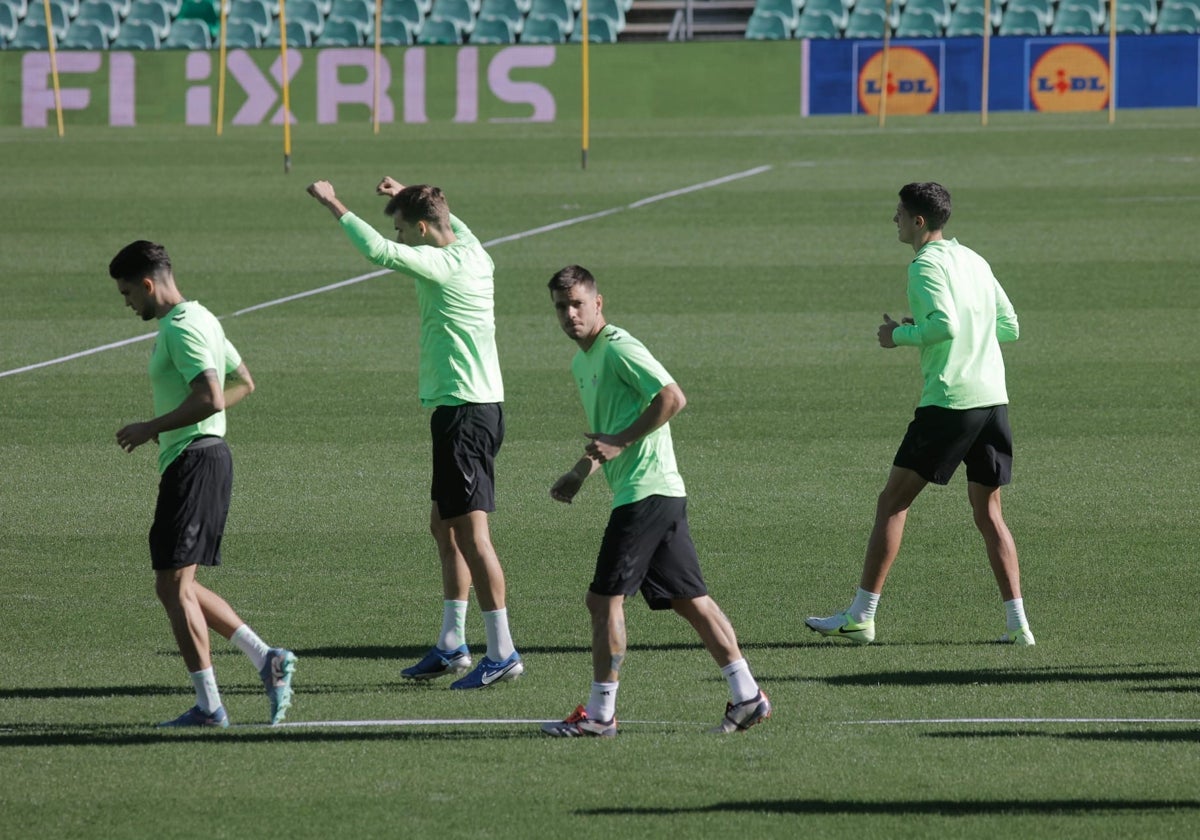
[21,52,134,127]
[455,47,478,123]
[404,48,426,123]
[488,46,555,122]
[228,50,302,125]
[185,52,212,126]
[317,49,393,125]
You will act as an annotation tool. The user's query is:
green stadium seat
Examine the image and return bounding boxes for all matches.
[904,0,949,26]
[158,0,182,15]
[2,0,28,18]
[416,14,460,39]
[163,16,211,45]
[793,7,841,36]
[0,3,18,42]
[470,12,513,39]
[328,0,374,36]
[178,0,219,36]
[569,11,617,39]
[53,0,80,18]
[1060,0,1105,27]
[377,15,413,41]
[528,0,571,33]
[222,18,262,45]
[21,1,68,38]
[1050,4,1097,34]
[744,9,790,37]
[799,0,846,29]
[100,0,133,18]
[286,0,326,38]
[60,20,109,47]
[752,0,799,29]
[228,0,272,38]
[9,20,49,47]
[895,8,941,36]
[317,16,364,42]
[1110,4,1150,32]
[1157,2,1200,31]
[945,7,986,35]
[586,0,624,27]
[852,0,897,27]
[951,0,1000,27]
[428,0,473,32]
[381,0,423,28]
[478,0,522,32]
[264,17,313,44]
[1123,0,1157,25]
[997,7,1043,34]
[112,19,161,46]
[1005,0,1051,28]
[518,10,561,39]
[126,0,171,39]
[843,6,887,36]
[74,1,119,39]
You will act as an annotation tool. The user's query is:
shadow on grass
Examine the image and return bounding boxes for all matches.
[295,641,758,660]
[809,666,1200,688]
[578,797,1200,817]
[0,724,543,748]
[926,729,1200,744]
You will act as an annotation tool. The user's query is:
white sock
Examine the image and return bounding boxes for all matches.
[720,658,760,705]
[1005,598,1029,631]
[849,587,881,623]
[189,667,222,714]
[231,624,270,672]
[483,608,515,661]
[587,681,619,722]
[439,600,468,651]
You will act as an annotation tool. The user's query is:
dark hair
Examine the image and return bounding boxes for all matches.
[547,265,598,295]
[108,240,172,282]
[898,182,952,231]
[385,185,450,227]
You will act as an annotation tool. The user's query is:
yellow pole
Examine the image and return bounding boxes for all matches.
[373,0,383,134]
[878,0,891,128]
[43,0,64,136]
[1107,0,1117,123]
[217,0,229,135]
[981,0,991,125]
[280,0,292,172]
[581,0,589,169]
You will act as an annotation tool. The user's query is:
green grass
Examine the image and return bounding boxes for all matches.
[3,108,1200,839]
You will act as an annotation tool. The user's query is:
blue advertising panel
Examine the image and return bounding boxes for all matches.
[806,34,1200,115]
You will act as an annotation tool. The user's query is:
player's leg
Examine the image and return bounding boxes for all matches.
[860,465,929,593]
[155,565,226,727]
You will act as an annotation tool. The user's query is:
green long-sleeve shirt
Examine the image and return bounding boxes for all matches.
[890,238,1018,409]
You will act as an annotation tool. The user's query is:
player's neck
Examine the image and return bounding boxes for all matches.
[911,229,943,253]
[576,319,607,352]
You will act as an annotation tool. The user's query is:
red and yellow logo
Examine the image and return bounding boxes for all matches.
[1030,44,1110,111]
[858,47,940,115]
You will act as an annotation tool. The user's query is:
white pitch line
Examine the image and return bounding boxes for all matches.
[844,717,1200,725]
[0,166,773,381]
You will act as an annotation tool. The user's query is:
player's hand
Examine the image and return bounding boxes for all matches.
[376,177,404,197]
[116,422,156,453]
[584,433,625,464]
[307,180,336,204]
[550,471,584,504]
[878,313,901,348]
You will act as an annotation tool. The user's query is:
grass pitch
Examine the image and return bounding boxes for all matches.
[2,108,1200,839]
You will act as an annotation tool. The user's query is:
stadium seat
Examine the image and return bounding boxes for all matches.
[318,16,365,42]
[157,0,182,15]
[744,9,790,37]
[428,0,474,32]
[74,1,119,40]
[377,15,414,41]
[163,16,211,45]
[263,18,314,44]
[852,0,898,28]
[1050,4,1097,33]
[100,0,133,18]
[997,7,1043,34]
[903,0,949,26]
[1005,0,1052,28]
[2,0,28,18]
[21,1,68,39]
[126,0,172,39]
[1157,2,1200,31]
[895,8,941,36]
[0,3,18,42]
[587,0,624,27]
[59,20,109,47]
[518,10,561,39]
[178,0,219,35]
[1121,0,1157,24]
[1061,0,1105,27]
[1110,5,1150,32]
[569,12,617,39]
[286,0,327,38]
[793,7,841,36]
[478,0,522,32]
[228,0,272,38]
[945,7,986,35]
[328,0,374,36]
[381,0,424,28]
[470,12,513,39]
[112,19,161,47]
[951,0,1000,27]
[8,20,49,47]
[528,0,571,33]
[222,19,262,45]
[416,14,460,39]
[843,6,887,37]
[799,0,846,29]
[752,0,799,29]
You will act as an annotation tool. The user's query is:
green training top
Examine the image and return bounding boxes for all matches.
[339,212,504,408]
[150,300,241,474]
[890,238,1019,409]
[572,324,687,508]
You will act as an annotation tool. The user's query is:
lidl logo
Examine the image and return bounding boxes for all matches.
[858,47,940,115]
[1030,44,1110,111]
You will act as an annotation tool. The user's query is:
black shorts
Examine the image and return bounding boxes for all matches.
[893,404,1013,487]
[430,402,503,520]
[591,495,709,611]
[149,437,232,571]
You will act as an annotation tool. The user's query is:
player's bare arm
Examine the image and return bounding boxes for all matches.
[222,362,256,409]
[376,177,405,197]
[306,180,349,220]
[550,456,602,504]
[116,370,224,453]
[584,383,686,463]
